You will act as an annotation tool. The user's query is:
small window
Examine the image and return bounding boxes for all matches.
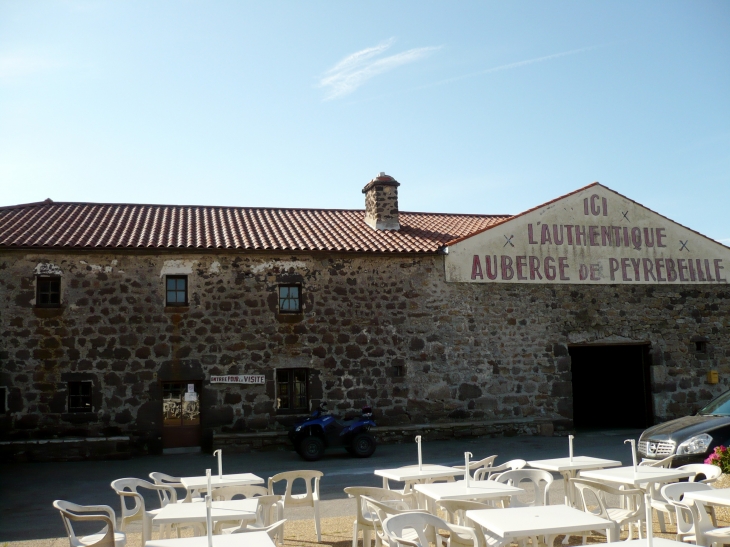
[36,276,61,307]
[0,387,6,414]
[166,275,188,306]
[393,364,405,377]
[68,381,93,412]
[278,285,302,314]
[695,341,707,354]
[276,369,308,411]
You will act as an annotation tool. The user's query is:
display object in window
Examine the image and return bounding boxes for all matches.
[68,381,92,412]
[166,276,188,306]
[278,285,301,313]
[277,368,308,411]
[37,276,61,307]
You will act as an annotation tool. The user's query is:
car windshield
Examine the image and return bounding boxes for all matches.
[699,391,730,416]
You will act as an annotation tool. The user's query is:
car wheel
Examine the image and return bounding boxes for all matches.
[351,433,376,458]
[299,436,325,461]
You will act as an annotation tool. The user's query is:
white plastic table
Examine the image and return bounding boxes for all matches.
[374,464,464,490]
[148,499,258,543]
[608,539,688,547]
[527,456,622,505]
[579,466,694,488]
[683,487,730,506]
[466,505,612,546]
[180,473,264,501]
[414,480,523,513]
[146,531,274,547]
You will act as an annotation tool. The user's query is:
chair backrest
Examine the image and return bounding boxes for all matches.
[53,500,117,547]
[148,472,183,506]
[678,464,721,483]
[436,499,491,526]
[571,478,644,524]
[213,485,269,501]
[232,518,287,540]
[662,482,713,537]
[268,470,323,508]
[344,487,413,528]
[363,495,430,545]
[252,495,283,527]
[492,469,553,507]
[383,512,479,547]
[456,455,498,477]
[111,477,175,526]
[474,459,526,480]
[639,455,673,468]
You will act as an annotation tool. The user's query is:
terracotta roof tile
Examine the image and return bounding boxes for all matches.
[0,201,510,254]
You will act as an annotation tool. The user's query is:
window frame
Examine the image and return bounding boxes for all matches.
[0,387,6,414]
[165,275,189,307]
[36,275,62,308]
[276,368,309,413]
[277,284,302,314]
[67,381,93,413]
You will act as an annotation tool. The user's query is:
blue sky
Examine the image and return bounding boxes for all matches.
[1,1,728,243]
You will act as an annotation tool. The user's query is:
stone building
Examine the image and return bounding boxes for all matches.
[1,173,728,459]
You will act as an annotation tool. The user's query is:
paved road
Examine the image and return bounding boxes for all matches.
[0,429,641,541]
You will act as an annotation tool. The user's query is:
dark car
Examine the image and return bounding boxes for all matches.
[639,389,730,466]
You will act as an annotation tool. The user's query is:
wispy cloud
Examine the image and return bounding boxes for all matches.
[0,53,64,81]
[319,38,440,100]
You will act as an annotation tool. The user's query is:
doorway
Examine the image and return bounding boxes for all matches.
[569,344,653,429]
[162,381,202,449]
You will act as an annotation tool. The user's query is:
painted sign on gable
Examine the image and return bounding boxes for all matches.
[444,183,729,284]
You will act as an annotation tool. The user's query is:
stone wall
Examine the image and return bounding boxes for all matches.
[1,250,728,454]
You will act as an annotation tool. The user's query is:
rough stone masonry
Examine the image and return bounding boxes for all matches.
[1,249,728,455]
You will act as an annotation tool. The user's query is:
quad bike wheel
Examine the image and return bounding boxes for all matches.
[350,433,376,458]
[298,436,325,461]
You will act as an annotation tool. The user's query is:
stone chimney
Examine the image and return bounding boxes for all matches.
[362,172,400,231]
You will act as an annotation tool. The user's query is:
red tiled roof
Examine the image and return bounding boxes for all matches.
[0,200,510,254]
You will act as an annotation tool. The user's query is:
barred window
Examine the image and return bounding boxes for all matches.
[278,285,301,313]
[276,369,308,411]
[68,381,92,413]
[36,276,61,307]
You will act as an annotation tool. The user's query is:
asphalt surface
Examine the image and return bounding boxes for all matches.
[0,428,642,541]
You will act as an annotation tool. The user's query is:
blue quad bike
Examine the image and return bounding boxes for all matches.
[289,402,377,461]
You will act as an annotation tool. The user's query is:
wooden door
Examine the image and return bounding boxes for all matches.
[162,381,202,449]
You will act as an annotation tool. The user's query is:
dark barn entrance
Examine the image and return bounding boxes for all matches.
[569,344,653,429]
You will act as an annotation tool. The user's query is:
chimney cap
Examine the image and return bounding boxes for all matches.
[362,172,400,193]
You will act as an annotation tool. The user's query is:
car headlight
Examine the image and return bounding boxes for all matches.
[676,433,712,455]
[295,426,301,432]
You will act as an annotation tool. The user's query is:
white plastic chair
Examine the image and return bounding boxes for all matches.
[454,455,498,479]
[219,495,284,545]
[436,499,491,526]
[382,512,482,547]
[345,487,415,547]
[571,478,644,542]
[640,455,674,468]
[661,482,713,542]
[54,500,126,547]
[649,465,714,532]
[148,472,202,505]
[212,485,270,500]
[268,470,323,542]
[110,478,176,543]
[680,463,722,484]
[473,459,526,481]
[664,486,730,547]
[363,495,430,547]
[229,519,287,543]
[491,469,555,507]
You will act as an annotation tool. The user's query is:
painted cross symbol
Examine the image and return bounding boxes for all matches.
[621,211,630,222]
[503,235,515,247]
[679,240,689,252]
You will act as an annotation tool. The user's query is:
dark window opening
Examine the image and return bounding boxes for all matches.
[68,381,93,413]
[393,365,405,377]
[695,341,707,354]
[0,387,6,414]
[278,285,301,314]
[276,368,308,411]
[166,275,188,306]
[36,276,61,307]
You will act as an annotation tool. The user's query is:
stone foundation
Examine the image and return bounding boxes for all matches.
[0,435,131,462]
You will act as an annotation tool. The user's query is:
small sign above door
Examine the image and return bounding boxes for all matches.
[210,375,265,384]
